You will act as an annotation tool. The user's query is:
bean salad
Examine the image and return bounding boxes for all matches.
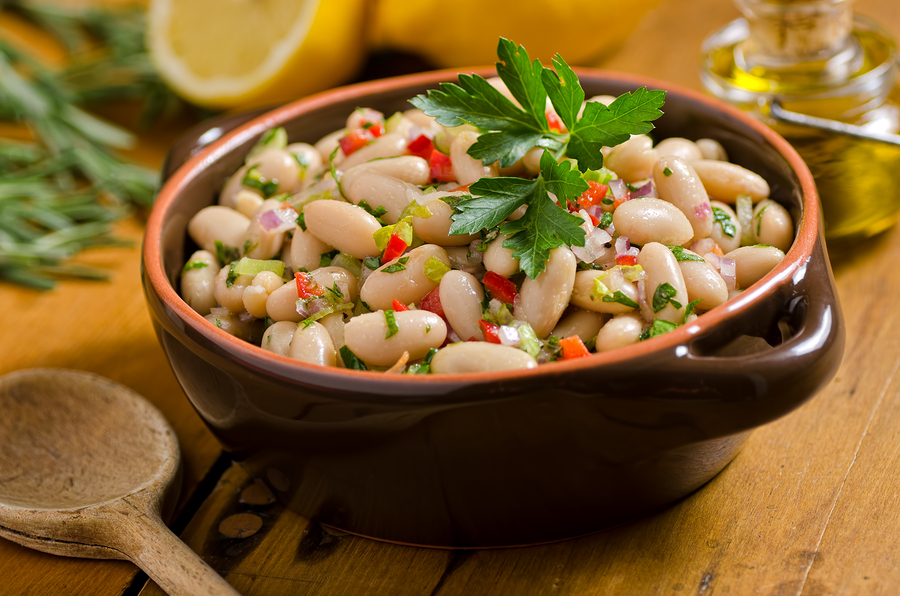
[181,48,792,375]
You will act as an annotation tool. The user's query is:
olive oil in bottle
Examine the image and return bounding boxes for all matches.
[700,0,900,245]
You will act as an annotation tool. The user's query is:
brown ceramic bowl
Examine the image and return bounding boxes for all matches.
[143,69,844,548]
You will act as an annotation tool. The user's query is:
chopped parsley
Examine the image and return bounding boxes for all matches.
[598,211,614,229]
[410,38,665,279]
[181,260,208,275]
[384,309,399,338]
[358,199,388,222]
[662,166,673,177]
[602,290,639,309]
[296,212,307,231]
[319,249,339,267]
[640,319,678,340]
[684,299,703,322]
[325,282,344,300]
[339,346,368,371]
[214,241,240,265]
[242,165,279,198]
[712,206,736,238]
[651,282,683,312]
[382,256,410,273]
[668,245,705,262]
[363,257,381,270]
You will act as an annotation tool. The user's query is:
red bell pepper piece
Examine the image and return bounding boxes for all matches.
[392,299,410,312]
[338,128,374,156]
[407,134,435,160]
[429,149,455,182]
[546,110,565,133]
[478,319,501,344]
[559,335,591,360]
[419,287,444,318]
[615,254,638,267]
[577,181,609,209]
[382,233,408,265]
[295,271,324,299]
[483,271,517,305]
[362,121,384,138]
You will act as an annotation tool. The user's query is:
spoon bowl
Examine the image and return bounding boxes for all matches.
[0,368,240,596]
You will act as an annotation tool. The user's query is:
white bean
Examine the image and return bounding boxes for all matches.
[709,201,742,253]
[288,224,333,272]
[303,200,381,259]
[691,159,770,203]
[696,138,728,161]
[316,312,346,355]
[314,129,345,163]
[242,200,289,260]
[430,342,537,374]
[285,142,324,188]
[725,245,785,289]
[213,264,253,313]
[570,269,640,315]
[310,266,358,303]
[360,244,450,311]
[344,310,447,366]
[439,271,485,341]
[594,314,643,352]
[605,135,658,183]
[413,192,478,246]
[752,199,794,252]
[654,137,703,161]
[261,321,297,356]
[290,321,337,366]
[451,130,499,185]
[517,246,576,338]
[612,197,694,246]
[187,206,250,256]
[654,156,713,240]
[242,148,304,197]
[552,309,605,343]
[233,189,264,218]
[242,271,285,318]
[205,311,261,342]
[482,232,520,278]
[338,132,407,170]
[265,279,302,322]
[342,157,430,224]
[180,250,218,315]
[677,249,728,311]
[638,242,689,324]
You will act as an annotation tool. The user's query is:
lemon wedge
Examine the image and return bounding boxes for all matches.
[148,0,368,110]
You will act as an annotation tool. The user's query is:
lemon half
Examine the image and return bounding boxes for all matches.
[148,0,368,110]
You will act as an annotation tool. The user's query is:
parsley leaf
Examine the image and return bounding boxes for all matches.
[712,206,736,238]
[651,282,683,312]
[668,246,705,262]
[541,54,584,131]
[382,256,410,273]
[602,290,639,309]
[384,309,399,338]
[640,319,679,340]
[340,346,368,370]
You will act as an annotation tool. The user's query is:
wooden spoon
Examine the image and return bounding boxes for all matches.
[0,368,241,596]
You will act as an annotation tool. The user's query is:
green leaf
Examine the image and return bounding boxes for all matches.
[651,282,683,312]
[381,256,409,273]
[541,54,584,131]
[384,309,399,338]
[448,178,536,234]
[568,88,666,171]
[668,245,705,262]
[602,290,639,309]
[339,346,368,370]
[641,319,679,340]
[539,150,589,205]
[495,38,548,132]
[712,206,736,238]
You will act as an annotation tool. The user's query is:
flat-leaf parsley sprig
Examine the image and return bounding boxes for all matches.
[410,38,666,279]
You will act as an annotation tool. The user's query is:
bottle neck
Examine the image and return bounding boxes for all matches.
[735,0,860,82]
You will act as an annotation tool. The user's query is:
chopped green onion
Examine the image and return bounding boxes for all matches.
[384,309,399,338]
[232,257,285,278]
[248,127,288,160]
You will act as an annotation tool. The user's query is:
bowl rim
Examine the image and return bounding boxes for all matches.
[144,66,820,385]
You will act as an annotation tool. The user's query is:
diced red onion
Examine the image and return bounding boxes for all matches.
[238,310,255,323]
[466,240,485,266]
[694,202,713,220]
[609,178,628,200]
[295,300,310,318]
[447,329,462,344]
[258,208,297,234]
[498,325,521,346]
[719,257,736,291]
[636,278,653,321]
[624,246,640,258]
[615,236,630,256]
[704,252,721,269]
[307,298,330,315]
[631,180,656,198]
[586,205,605,220]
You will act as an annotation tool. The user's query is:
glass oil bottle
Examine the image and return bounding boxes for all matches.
[700,0,900,246]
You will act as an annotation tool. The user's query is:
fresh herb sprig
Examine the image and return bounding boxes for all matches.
[412,38,665,279]
[0,1,184,289]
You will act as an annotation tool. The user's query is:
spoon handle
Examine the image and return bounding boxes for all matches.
[125,512,242,596]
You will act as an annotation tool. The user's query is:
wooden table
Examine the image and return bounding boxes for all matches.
[3,1,900,594]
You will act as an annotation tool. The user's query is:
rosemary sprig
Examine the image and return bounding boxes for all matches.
[0,0,186,289]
